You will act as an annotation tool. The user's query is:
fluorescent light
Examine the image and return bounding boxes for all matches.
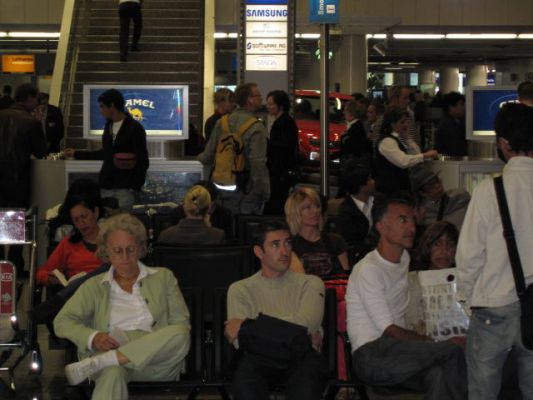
[228,33,238,38]
[0,32,7,38]
[518,34,533,39]
[399,62,420,65]
[8,32,60,38]
[214,32,228,39]
[446,33,516,39]
[385,67,403,70]
[368,34,386,39]
[393,34,444,39]
[368,62,391,65]
[301,33,320,39]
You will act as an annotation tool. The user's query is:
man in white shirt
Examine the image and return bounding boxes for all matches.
[346,195,467,399]
[456,102,533,400]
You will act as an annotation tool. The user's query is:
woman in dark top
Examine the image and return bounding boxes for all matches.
[264,90,299,215]
[285,188,349,279]
[158,185,225,245]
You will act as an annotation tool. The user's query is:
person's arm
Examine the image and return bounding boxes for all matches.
[164,270,191,329]
[245,124,270,200]
[456,184,488,304]
[36,239,68,285]
[226,282,253,345]
[197,119,220,166]
[277,276,325,334]
[337,252,350,271]
[53,278,100,352]
[289,252,305,273]
[378,137,424,168]
[383,324,431,342]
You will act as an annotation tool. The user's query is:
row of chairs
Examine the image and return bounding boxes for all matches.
[70,286,370,400]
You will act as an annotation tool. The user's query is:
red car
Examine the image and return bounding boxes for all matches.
[294,90,352,160]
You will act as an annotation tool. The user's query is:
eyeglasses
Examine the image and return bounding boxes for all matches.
[108,246,137,258]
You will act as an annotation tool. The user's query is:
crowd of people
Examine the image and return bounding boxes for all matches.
[3,79,533,400]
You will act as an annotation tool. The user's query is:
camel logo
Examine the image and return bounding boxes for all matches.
[128,108,144,121]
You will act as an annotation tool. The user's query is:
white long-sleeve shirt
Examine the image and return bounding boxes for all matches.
[378,131,424,169]
[346,249,410,351]
[456,156,533,308]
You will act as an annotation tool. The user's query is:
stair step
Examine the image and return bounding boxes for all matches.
[79,42,200,52]
[77,51,198,62]
[87,26,200,35]
[76,60,199,72]
[90,1,201,10]
[90,9,201,18]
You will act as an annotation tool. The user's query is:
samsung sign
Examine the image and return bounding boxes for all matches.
[246,5,288,21]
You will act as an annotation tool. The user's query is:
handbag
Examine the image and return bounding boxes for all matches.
[493,176,533,350]
[238,313,312,368]
[113,152,137,170]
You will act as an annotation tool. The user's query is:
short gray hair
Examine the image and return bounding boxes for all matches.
[96,213,148,262]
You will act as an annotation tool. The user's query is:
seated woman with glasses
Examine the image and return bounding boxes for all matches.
[54,213,191,399]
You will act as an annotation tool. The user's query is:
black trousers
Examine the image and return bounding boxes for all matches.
[118,1,142,58]
[232,352,325,400]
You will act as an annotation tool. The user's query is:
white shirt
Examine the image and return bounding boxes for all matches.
[119,0,140,4]
[378,131,424,169]
[112,119,124,138]
[346,249,410,351]
[456,156,533,308]
[351,195,374,227]
[87,262,155,350]
[345,118,358,129]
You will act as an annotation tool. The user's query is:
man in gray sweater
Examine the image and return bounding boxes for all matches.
[225,220,325,400]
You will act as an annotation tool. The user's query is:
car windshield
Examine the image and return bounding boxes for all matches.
[294,95,347,123]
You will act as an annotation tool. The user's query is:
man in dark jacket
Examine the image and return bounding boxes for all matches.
[0,83,47,276]
[37,92,64,153]
[65,89,149,209]
[435,92,467,157]
[336,160,375,264]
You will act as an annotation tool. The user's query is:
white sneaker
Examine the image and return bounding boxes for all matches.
[65,357,100,385]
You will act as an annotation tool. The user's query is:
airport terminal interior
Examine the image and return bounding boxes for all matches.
[1,0,533,399]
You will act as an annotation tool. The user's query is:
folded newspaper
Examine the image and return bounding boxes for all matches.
[406,268,469,341]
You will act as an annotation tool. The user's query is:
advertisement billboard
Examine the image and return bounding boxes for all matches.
[83,85,189,140]
[466,86,518,141]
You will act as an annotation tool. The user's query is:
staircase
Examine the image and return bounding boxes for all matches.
[60,0,204,153]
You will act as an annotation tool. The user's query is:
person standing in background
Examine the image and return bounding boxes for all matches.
[204,88,235,143]
[0,85,14,110]
[37,92,65,153]
[118,0,143,62]
[263,90,299,215]
[64,89,149,210]
[435,92,467,157]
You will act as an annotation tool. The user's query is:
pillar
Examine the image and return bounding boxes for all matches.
[439,67,459,94]
[203,0,215,136]
[331,34,367,94]
[466,65,487,87]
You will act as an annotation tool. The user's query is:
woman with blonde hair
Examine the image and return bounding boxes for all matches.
[285,187,349,278]
[158,185,225,245]
[54,213,191,399]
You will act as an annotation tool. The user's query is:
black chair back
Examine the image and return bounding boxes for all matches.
[180,287,203,380]
[234,215,286,244]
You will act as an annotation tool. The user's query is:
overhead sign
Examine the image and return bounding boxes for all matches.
[246,38,287,54]
[2,55,35,73]
[246,5,288,21]
[246,54,287,71]
[246,21,288,38]
[308,0,339,24]
[246,0,287,4]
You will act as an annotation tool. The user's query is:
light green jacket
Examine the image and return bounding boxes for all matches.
[54,266,190,357]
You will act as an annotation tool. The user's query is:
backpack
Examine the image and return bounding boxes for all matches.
[211,114,257,189]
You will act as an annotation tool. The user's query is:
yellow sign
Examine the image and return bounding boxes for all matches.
[2,55,35,73]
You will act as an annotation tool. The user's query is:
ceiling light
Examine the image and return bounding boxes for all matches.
[399,62,420,65]
[228,33,238,38]
[368,62,391,65]
[446,33,516,39]
[301,33,320,39]
[8,32,60,38]
[214,32,228,39]
[393,34,444,39]
[518,34,533,39]
[385,67,402,70]
[0,32,7,38]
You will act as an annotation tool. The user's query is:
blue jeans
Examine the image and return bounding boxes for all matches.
[467,302,533,400]
[353,336,467,400]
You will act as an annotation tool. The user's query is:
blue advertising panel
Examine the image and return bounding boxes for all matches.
[308,0,339,24]
[466,86,517,140]
[83,85,189,140]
